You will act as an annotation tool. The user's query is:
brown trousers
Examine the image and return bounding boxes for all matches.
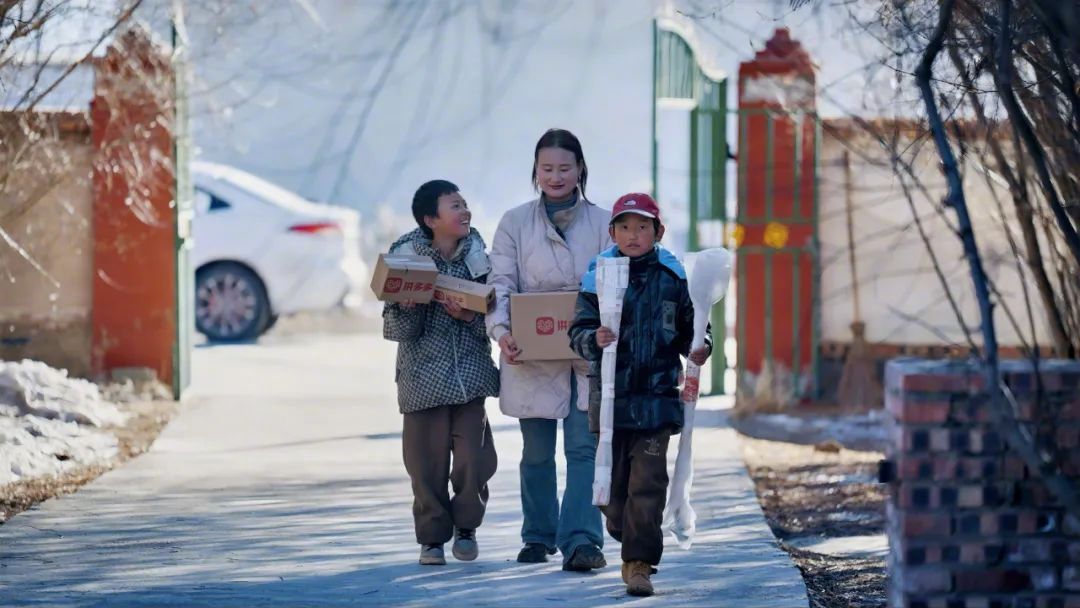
[600,427,672,565]
[402,398,497,545]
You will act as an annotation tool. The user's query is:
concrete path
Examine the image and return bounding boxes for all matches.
[0,332,807,607]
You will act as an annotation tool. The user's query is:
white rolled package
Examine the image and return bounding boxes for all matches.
[662,247,733,548]
[592,255,629,506]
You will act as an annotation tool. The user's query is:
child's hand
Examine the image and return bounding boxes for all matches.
[689,346,710,366]
[399,299,423,310]
[499,333,523,365]
[596,326,617,349]
[441,299,476,323]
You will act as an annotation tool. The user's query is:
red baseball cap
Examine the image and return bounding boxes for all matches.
[610,193,662,224]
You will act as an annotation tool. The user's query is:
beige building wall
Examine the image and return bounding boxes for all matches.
[816,123,1049,351]
[0,112,94,377]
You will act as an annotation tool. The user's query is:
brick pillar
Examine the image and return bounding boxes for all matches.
[736,28,818,399]
[884,358,1080,607]
[90,27,177,385]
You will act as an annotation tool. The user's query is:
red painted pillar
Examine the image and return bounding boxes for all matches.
[90,28,177,385]
[736,28,818,400]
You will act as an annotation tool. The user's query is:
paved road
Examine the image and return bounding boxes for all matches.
[0,331,808,606]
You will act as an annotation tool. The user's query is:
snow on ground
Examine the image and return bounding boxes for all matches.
[0,360,127,485]
[731,409,890,452]
[785,534,889,558]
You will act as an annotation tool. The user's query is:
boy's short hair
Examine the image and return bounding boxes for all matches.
[412,179,459,238]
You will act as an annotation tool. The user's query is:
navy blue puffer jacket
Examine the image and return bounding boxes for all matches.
[568,245,712,434]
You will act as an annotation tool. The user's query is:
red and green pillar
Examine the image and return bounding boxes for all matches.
[735,28,819,402]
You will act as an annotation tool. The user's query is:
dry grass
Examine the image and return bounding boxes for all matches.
[741,436,888,608]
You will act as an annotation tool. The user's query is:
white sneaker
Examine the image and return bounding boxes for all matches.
[419,544,446,565]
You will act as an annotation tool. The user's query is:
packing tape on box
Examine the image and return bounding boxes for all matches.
[383,255,437,269]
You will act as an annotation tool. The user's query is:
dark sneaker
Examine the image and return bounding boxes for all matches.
[419,544,446,566]
[516,542,556,563]
[452,528,478,561]
[562,544,607,572]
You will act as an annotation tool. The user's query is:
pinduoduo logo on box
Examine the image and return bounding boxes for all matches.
[384,278,403,293]
[535,317,555,335]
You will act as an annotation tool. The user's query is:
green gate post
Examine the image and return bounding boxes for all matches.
[652,20,729,395]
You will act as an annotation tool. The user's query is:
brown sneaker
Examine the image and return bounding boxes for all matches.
[623,560,656,597]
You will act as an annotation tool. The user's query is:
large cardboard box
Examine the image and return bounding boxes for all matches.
[434,274,495,313]
[510,291,582,361]
[369,254,439,303]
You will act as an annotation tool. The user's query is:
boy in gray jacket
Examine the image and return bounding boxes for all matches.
[383,180,500,565]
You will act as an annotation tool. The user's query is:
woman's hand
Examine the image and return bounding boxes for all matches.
[498,333,523,365]
[441,299,476,323]
[595,326,617,349]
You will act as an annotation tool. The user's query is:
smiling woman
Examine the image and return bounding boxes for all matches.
[485,128,614,571]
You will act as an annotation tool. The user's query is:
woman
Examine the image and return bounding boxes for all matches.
[486,128,612,571]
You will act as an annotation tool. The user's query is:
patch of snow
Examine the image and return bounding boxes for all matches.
[732,409,890,452]
[0,360,126,426]
[101,379,173,404]
[785,534,888,558]
[811,472,876,484]
[0,360,127,485]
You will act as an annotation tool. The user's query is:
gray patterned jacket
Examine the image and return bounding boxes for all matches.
[383,228,500,414]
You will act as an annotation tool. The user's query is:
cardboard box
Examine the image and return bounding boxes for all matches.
[369,254,439,303]
[510,291,582,361]
[434,274,495,313]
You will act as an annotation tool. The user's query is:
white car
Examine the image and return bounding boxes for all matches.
[191,162,366,341]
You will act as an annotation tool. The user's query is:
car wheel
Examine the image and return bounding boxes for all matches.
[195,263,271,342]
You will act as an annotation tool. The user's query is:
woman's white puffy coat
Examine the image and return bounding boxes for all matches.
[486,196,612,419]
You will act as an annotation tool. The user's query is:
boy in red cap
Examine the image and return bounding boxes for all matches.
[568,193,711,596]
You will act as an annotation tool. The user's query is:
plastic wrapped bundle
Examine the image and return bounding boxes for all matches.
[663,247,732,548]
[592,255,629,506]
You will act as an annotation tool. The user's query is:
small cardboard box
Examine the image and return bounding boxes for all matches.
[370,254,439,303]
[510,291,582,361]
[434,274,495,313]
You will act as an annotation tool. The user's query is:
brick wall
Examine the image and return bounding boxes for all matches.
[884,358,1080,608]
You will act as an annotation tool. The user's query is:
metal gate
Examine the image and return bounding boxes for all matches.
[651,20,728,394]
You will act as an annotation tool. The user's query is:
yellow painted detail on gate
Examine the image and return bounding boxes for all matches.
[726,223,745,248]
[763,222,789,249]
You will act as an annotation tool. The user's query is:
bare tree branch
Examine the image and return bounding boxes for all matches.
[915,0,1080,516]
[947,40,1075,357]
[991,2,1080,266]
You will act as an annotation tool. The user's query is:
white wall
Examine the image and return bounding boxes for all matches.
[817,127,1050,348]
[655,103,692,256]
